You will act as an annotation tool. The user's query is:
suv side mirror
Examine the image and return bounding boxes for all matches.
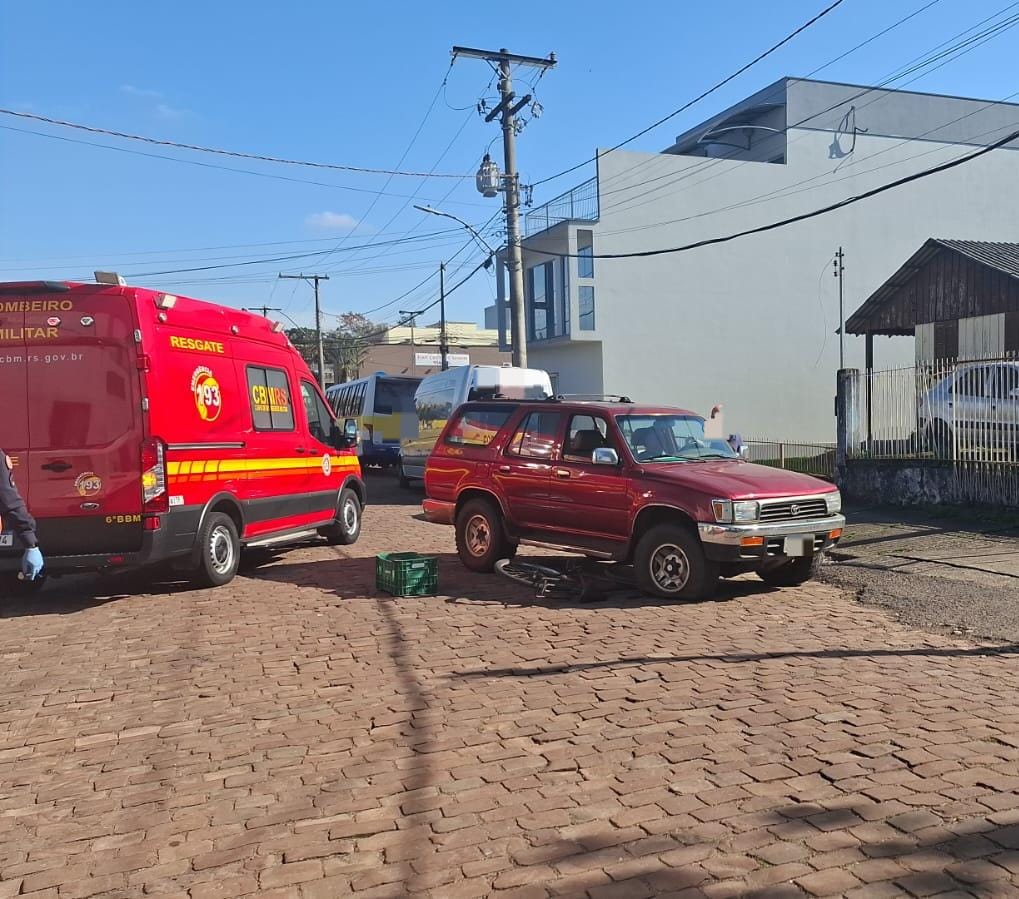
[592,447,619,466]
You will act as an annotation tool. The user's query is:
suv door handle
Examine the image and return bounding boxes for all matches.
[41,461,71,472]
[498,465,511,472]
[555,469,571,479]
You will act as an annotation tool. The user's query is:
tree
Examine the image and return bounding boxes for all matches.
[285,313,381,385]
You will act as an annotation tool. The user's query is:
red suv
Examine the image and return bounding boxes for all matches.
[422,399,844,599]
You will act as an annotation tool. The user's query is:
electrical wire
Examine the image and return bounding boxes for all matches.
[591,4,1019,220]
[527,126,1019,260]
[0,124,489,206]
[531,0,848,189]
[0,108,472,178]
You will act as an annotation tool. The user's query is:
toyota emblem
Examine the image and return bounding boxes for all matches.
[790,503,801,516]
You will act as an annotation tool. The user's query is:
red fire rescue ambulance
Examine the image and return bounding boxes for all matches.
[0,278,365,590]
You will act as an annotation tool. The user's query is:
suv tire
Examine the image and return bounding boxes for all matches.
[322,487,362,546]
[455,498,516,573]
[635,523,718,600]
[195,511,241,587]
[758,553,823,588]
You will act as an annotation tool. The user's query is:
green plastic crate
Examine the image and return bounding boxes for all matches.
[375,552,438,597]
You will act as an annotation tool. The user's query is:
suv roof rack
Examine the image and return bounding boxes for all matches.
[553,393,634,404]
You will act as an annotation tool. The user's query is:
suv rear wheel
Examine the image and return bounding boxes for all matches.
[635,523,718,600]
[195,512,240,587]
[455,498,516,572]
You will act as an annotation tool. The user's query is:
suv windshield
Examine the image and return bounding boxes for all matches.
[616,414,738,462]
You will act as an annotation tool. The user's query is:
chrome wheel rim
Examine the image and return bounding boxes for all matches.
[210,525,235,575]
[650,543,689,592]
[465,514,492,557]
[342,498,359,533]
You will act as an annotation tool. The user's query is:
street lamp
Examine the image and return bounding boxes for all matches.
[413,204,496,259]
[415,205,498,372]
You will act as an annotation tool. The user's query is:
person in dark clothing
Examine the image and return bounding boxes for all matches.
[0,451,43,580]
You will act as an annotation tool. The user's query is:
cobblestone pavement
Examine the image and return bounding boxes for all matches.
[4,478,1019,898]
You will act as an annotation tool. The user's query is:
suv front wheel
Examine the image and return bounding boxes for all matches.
[635,523,718,600]
[455,498,517,572]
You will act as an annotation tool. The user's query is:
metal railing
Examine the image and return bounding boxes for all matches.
[745,439,836,480]
[524,177,599,236]
[844,354,1019,464]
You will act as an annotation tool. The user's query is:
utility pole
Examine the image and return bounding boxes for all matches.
[278,273,330,387]
[439,262,448,371]
[400,309,422,375]
[833,248,845,370]
[452,45,556,368]
[243,305,283,318]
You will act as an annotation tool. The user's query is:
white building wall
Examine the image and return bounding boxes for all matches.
[530,119,1019,440]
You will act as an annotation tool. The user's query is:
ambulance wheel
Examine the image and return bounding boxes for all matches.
[323,488,361,546]
[195,512,240,587]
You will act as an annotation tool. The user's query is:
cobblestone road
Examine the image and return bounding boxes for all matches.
[4,478,1019,898]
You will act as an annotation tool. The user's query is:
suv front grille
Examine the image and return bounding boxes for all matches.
[759,498,828,522]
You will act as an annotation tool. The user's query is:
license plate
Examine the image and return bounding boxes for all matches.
[783,535,812,557]
[0,534,12,548]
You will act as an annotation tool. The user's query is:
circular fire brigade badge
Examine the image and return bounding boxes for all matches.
[191,366,223,422]
[321,454,332,476]
[74,471,102,497]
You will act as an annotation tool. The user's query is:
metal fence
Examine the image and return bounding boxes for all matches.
[844,354,1019,464]
[524,178,599,236]
[744,439,836,481]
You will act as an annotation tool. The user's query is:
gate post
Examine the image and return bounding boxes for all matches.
[836,368,859,484]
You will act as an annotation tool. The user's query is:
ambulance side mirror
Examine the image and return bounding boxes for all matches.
[330,419,358,450]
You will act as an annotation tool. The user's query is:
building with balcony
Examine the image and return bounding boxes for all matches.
[488,77,1019,439]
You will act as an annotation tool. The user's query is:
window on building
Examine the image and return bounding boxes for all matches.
[506,412,561,459]
[577,230,594,279]
[247,366,295,431]
[558,260,570,337]
[579,286,596,331]
[527,261,555,341]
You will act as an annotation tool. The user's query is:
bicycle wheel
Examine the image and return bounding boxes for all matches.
[495,558,566,588]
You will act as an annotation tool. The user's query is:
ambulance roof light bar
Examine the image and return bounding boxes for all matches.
[154,294,177,309]
[94,271,126,286]
[271,321,285,333]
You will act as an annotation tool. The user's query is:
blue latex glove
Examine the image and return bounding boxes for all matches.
[21,547,43,581]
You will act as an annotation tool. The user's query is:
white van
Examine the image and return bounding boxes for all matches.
[399,365,553,484]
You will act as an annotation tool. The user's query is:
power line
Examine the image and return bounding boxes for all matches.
[2,229,467,275]
[531,0,848,189]
[590,6,1019,224]
[0,108,472,179]
[107,229,473,278]
[0,124,491,206]
[587,0,947,202]
[531,126,1019,260]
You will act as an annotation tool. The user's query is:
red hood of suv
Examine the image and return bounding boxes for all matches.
[639,459,834,499]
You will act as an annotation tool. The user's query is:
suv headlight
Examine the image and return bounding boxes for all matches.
[825,490,842,515]
[712,499,759,523]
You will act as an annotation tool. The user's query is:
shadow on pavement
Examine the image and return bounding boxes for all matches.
[451,642,1019,679]
[248,551,774,612]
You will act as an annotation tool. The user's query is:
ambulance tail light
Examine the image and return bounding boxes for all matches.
[141,438,168,513]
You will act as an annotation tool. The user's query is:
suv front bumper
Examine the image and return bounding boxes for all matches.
[698,514,846,563]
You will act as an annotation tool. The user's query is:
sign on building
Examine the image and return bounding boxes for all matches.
[415,352,470,367]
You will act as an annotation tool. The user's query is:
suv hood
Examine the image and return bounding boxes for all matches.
[639,459,834,499]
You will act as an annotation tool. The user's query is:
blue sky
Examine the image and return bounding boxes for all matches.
[1,0,1016,329]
